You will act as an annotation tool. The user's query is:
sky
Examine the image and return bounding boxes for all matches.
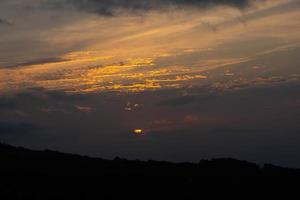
[0,0,300,167]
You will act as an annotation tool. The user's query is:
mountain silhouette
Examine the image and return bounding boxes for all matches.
[0,143,299,199]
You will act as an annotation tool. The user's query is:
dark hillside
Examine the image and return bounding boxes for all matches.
[0,143,299,199]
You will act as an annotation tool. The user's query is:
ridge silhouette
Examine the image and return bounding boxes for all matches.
[0,143,299,199]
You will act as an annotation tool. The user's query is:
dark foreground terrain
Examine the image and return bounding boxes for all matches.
[0,143,299,199]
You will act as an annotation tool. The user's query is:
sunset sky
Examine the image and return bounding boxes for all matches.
[0,0,300,167]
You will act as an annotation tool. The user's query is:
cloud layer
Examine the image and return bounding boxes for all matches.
[0,18,11,25]
[43,0,253,16]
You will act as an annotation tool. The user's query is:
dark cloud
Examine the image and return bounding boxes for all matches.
[0,18,12,25]
[0,82,299,167]
[158,93,212,106]
[0,88,86,111]
[159,81,300,107]
[201,21,219,32]
[43,0,254,16]
[0,98,16,109]
[0,122,37,135]
[2,57,68,69]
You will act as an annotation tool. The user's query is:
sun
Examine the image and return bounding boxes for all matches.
[133,129,143,135]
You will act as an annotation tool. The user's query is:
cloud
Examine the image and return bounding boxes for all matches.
[0,88,85,111]
[2,57,68,69]
[159,81,300,107]
[0,122,37,135]
[158,94,202,106]
[75,105,93,113]
[0,18,12,25]
[42,0,254,16]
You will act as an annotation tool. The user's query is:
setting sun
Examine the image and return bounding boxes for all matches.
[133,129,143,135]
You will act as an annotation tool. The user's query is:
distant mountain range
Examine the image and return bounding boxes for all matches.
[0,143,299,199]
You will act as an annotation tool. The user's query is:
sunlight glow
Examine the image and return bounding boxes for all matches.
[1,0,300,94]
[133,129,143,135]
